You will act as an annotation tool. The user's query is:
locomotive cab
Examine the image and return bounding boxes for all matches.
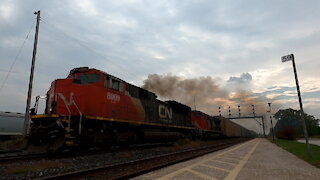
[30,67,108,150]
[29,67,143,150]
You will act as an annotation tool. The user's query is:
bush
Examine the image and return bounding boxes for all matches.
[276,127,297,140]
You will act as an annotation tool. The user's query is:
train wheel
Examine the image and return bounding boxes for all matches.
[127,132,137,145]
[113,131,121,145]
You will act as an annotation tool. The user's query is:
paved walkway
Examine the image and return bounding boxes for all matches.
[297,138,320,146]
[133,138,320,180]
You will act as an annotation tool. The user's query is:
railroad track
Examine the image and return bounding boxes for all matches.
[0,149,22,154]
[39,138,247,180]
[0,142,171,164]
[0,151,48,162]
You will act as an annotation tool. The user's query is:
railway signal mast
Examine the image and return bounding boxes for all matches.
[252,105,260,136]
[24,10,41,136]
[268,103,275,140]
[281,54,310,156]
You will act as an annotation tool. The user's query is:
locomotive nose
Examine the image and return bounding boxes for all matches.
[28,116,65,152]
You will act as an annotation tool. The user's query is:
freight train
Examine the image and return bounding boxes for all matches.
[29,67,255,151]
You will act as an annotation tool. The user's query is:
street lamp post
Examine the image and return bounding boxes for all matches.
[281,54,310,156]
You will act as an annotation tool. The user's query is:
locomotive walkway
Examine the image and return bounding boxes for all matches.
[133,138,320,180]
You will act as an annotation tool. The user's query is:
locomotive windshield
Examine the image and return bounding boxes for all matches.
[74,74,100,84]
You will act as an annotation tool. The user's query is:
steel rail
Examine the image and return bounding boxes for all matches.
[0,152,47,162]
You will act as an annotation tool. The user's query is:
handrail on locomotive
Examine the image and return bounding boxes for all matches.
[31,93,83,135]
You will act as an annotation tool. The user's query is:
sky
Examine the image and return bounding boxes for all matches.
[0,0,319,132]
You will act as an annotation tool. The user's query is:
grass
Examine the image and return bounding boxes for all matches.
[271,139,320,168]
[0,136,24,150]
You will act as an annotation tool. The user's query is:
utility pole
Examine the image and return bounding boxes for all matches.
[24,10,41,136]
[281,54,310,156]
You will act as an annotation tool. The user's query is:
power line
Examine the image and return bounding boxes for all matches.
[40,18,141,80]
[0,19,36,92]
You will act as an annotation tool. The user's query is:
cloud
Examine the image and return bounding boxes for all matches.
[228,72,252,83]
[0,1,14,21]
[0,0,319,120]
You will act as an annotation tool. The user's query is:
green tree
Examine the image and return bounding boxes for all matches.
[274,108,320,140]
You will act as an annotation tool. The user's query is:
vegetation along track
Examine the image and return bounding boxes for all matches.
[39,138,248,180]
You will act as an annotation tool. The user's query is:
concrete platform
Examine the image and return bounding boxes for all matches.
[132,138,320,180]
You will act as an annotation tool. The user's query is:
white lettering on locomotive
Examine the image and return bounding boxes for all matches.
[107,92,120,102]
[159,104,172,119]
[57,92,74,106]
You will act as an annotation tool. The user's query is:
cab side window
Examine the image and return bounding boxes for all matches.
[119,82,124,92]
[112,79,120,90]
[104,76,110,88]
[105,75,123,92]
[194,112,202,118]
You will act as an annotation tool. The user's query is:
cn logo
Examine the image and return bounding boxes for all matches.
[159,104,172,119]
